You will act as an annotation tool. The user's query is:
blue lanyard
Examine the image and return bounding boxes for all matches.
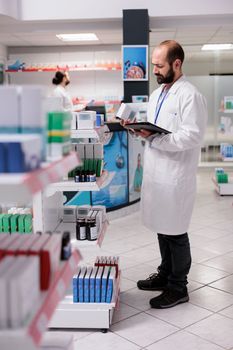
[154,88,169,124]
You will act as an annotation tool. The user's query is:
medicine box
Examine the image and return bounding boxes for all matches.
[73,267,81,303]
[106,267,116,303]
[77,111,96,130]
[89,266,98,303]
[0,256,16,328]
[0,86,19,133]
[78,267,87,303]
[19,86,44,132]
[95,266,104,303]
[84,266,93,302]
[101,266,110,303]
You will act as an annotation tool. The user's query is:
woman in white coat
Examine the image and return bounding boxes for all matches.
[135,40,208,309]
[52,71,73,112]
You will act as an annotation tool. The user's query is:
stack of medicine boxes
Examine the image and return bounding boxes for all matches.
[47,111,72,159]
[0,86,44,173]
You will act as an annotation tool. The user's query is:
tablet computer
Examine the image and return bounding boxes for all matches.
[123,122,171,134]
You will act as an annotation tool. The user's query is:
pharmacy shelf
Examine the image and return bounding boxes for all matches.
[45,170,112,196]
[212,176,233,195]
[71,125,109,140]
[49,271,120,331]
[6,66,121,73]
[0,152,81,203]
[56,220,109,248]
[0,250,82,350]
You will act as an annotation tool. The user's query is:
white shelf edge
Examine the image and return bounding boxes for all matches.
[45,170,110,196]
[71,127,106,140]
[0,152,81,203]
[212,176,233,195]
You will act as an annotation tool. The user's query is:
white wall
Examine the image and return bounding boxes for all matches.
[0,0,19,19]
[18,0,233,20]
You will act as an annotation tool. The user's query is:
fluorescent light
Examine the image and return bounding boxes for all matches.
[202,43,233,51]
[56,33,99,42]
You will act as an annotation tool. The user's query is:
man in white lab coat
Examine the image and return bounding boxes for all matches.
[136,40,208,308]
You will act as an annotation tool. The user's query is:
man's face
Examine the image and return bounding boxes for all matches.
[152,46,175,85]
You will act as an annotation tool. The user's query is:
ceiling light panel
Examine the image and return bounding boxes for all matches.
[56,33,99,41]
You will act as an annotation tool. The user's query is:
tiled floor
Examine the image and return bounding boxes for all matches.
[52,170,233,349]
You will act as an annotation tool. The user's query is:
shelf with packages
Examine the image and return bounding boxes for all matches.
[212,176,233,195]
[0,249,82,350]
[56,219,109,248]
[5,63,122,73]
[0,152,81,203]
[45,170,113,197]
[49,270,120,330]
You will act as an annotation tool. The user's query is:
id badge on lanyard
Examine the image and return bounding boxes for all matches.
[154,88,169,124]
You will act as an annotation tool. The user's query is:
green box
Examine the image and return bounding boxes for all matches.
[10,214,20,233]
[18,215,26,233]
[24,214,32,233]
[47,112,71,131]
[3,214,12,233]
[96,159,103,177]
[0,214,5,232]
[216,173,228,183]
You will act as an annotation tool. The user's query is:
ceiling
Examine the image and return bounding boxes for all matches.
[1,13,233,61]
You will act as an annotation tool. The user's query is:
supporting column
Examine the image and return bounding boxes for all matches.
[123,9,149,102]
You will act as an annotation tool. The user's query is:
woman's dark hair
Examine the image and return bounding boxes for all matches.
[160,40,185,65]
[52,71,66,85]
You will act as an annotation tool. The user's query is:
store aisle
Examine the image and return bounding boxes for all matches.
[53,170,233,350]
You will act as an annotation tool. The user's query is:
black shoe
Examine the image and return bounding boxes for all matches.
[150,289,189,309]
[137,273,167,291]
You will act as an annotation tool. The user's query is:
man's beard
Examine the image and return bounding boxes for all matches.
[156,65,175,84]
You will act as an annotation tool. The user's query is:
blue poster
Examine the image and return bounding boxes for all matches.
[123,45,148,81]
[92,131,128,209]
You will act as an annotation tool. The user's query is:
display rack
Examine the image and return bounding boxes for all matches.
[41,125,121,332]
[212,176,233,195]
[0,250,82,350]
[0,152,81,203]
[49,271,120,332]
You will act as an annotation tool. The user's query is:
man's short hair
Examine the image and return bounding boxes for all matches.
[160,40,185,65]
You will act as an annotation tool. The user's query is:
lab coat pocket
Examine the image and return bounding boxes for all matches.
[153,157,180,185]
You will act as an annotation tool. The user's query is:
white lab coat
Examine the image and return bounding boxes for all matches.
[141,75,208,235]
[53,85,73,112]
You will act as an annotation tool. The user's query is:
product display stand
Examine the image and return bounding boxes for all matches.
[49,271,120,333]
[42,125,121,332]
[212,176,233,195]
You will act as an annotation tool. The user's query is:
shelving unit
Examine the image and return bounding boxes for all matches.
[49,271,120,331]
[0,250,82,350]
[40,124,120,332]
[212,176,233,195]
[0,148,83,349]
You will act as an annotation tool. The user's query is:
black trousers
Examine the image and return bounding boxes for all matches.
[157,232,191,293]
